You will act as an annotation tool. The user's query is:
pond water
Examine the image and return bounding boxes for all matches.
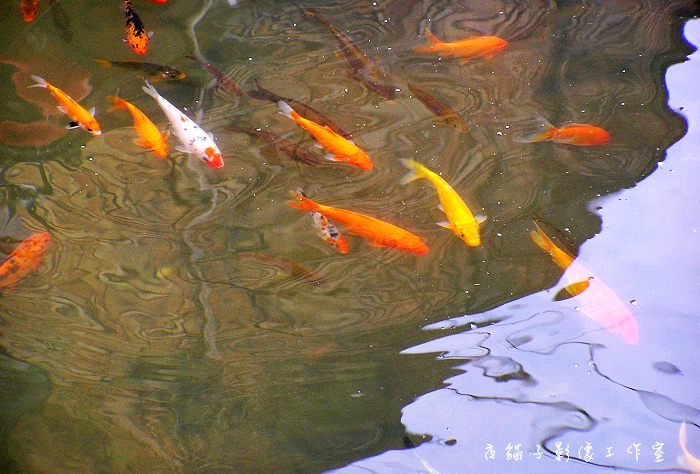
[0,1,698,473]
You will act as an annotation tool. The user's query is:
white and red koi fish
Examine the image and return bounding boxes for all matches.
[142,80,224,168]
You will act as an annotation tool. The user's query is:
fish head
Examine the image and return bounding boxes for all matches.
[21,2,39,22]
[83,119,102,136]
[160,69,186,81]
[203,147,224,168]
[457,228,481,247]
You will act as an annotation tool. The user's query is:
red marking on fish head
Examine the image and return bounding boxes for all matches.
[21,2,39,22]
[204,147,224,168]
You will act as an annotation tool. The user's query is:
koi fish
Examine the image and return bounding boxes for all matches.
[407,82,469,133]
[247,79,352,139]
[679,422,700,474]
[414,30,508,62]
[108,96,169,158]
[529,221,639,344]
[287,191,428,255]
[21,0,40,22]
[400,159,483,246]
[141,80,224,168]
[278,101,372,170]
[124,0,151,55]
[227,123,323,167]
[29,75,101,136]
[94,59,185,82]
[517,114,610,146]
[304,8,397,100]
[0,232,51,291]
[49,0,73,42]
[185,55,242,97]
[248,253,327,286]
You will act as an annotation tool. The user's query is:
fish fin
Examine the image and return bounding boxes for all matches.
[89,107,96,117]
[324,153,342,162]
[414,29,441,53]
[399,158,424,185]
[162,130,170,140]
[476,215,487,224]
[313,141,324,149]
[93,59,112,68]
[437,203,444,212]
[147,31,154,39]
[133,138,149,147]
[286,192,319,212]
[122,37,129,44]
[437,221,451,228]
[57,105,67,114]
[107,96,127,111]
[277,100,293,119]
[141,79,159,99]
[66,121,80,130]
[175,145,192,154]
[367,241,390,248]
[514,113,556,143]
[29,75,47,88]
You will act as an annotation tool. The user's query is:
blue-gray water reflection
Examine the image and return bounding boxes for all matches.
[0,0,698,473]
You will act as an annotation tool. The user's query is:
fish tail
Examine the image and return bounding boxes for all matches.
[107,95,129,112]
[529,222,554,253]
[29,75,48,88]
[93,59,112,69]
[515,113,556,143]
[141,79,159,99]
[287,190,320,212]
[414,29,442,53]
[399,158,427,185]
[277,100,298,121]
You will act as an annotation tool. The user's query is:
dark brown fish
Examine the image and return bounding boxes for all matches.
[407,82,469,133]
[249,253,327,286]
[49,0,73,42]
[186,54,242,97]
[304,8,397,100]
[94,59,185,82]
[228,123,324,167]
[247,79,352,139]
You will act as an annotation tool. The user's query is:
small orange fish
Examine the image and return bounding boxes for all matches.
[287,191,428,255]
[414,30,508,62]
[29,75,101,136]
[0,232,51,291]
[278,101,373,170]
[21,0,40,22]
[124,0,151,55]
[522,118,611,146]
[108,96,169,158]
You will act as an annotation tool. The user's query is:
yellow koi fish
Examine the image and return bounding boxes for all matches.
[400,159,482,246]
[529,221,639,344]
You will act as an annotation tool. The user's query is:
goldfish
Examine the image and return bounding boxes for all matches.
[108,96,169,158]
[247,79,352,139]
[186,55,242,97]
[21,0,40,22]
[278,101,372,170]
[227,123,323,167]
[287,191,428,255]
[94,59,185,82]
[29,75,101,136]
[517,114,610,146]
[414,30,508,62]
[400,159,483,246]
[679,422,700,474]
[529,220,639,344]
[0,232,51,291]
[141,80,224,168]
[407,82,469,133]
[304,8,397,100]
[124,0,151,55]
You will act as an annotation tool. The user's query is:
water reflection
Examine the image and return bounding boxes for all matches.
[0,0,697,472]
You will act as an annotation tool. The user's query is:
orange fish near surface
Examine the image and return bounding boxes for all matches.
[29,75,101,136]
[108,96,169,158]
[525,122,610,146]
[278,101,373,170]
[287,191,428,255]
[0,232,51,291]
[530,221,639,344]
[414,30,508,62]
[21,0,40,22]
[124,0,150,55]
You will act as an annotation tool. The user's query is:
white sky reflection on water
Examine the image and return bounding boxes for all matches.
[331,19,700,474]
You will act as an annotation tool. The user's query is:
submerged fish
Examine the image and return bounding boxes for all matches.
[296,190,348,253]
[124,0,151,55]
[249,253,327,286]
[407,82,469,133]
[21,0,40,22]
[287,191,428,255]
[142,80,223,168]
[247,79,352,139]
[95,59,185,82]
[49,0,73,43]
[400,159,482,246]
[29,75,101,136]
[304,8,397,100]
[228,123,323,167]
[186,55,242,97]
[414,30,508,62]
[0,232,51,290]
[517,114,610,146]
[679,422,700,474]
[529,221,639,344]
[108,95,169,158]
[278,101,372,170]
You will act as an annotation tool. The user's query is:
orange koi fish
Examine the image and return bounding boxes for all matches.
[29,75,101,136]
[108,96,169,158]
[407,82,469,133]
[21,0,40,22]
[679,422,700,474]
[287,191,428,255]
[530,221,639,344]
[414,30,508,62]
[0,232,51,291]
[186,55,242,97]
[278,101,372,170]
[124,0,151,55]
[518,115,610,146]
